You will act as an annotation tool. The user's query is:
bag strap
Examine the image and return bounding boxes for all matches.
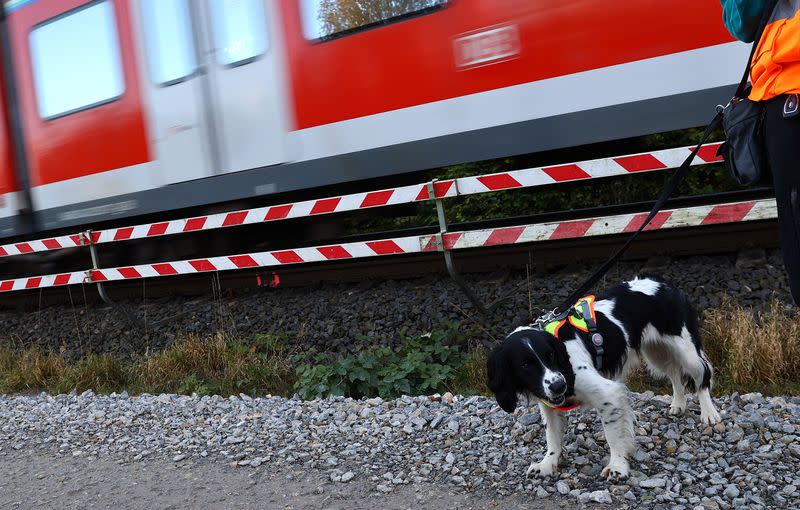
[736,0,779,98]
[554,112,723,316]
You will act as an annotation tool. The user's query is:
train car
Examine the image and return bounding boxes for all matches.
[0,0,744,240]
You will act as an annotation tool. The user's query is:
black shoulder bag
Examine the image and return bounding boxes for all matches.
[717,0,778,185]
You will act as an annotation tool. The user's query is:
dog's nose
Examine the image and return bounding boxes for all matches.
[550,378,566,394]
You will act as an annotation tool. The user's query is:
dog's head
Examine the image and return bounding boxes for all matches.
[486,328,574,413]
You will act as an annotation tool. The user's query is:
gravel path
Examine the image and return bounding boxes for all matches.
[0,249,789,360]
[2,390,798,509]
[0,453,562,510]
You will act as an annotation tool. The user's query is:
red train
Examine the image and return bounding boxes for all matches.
[0,0,742,240]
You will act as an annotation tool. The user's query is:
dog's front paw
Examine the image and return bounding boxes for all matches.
[526,458,558,478]
[698,389,722,426]
[601,458,629,480]
[669,401,686,416]
[700,408,722,426]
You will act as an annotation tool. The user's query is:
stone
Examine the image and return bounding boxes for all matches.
[722,485,740,499]
[589,490,612,504]
[640,478,668,489]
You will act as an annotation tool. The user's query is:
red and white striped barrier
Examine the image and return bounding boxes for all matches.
[0,270,86,292]
[87,182,456,244]
[420,199,775,251]
[0,197,772,292]
[88,236,423,283]
[454,143,722,194]
[0,233,86,257]
[0,142,724,258]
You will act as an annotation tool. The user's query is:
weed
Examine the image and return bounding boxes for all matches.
[137,333,296,397]
[703,297,800,389]
[55,354,130,394]
[0,297,798,399]
[294,326,472,399]
[0,345,66,393]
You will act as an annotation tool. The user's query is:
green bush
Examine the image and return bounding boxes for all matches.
[294,327,470,399]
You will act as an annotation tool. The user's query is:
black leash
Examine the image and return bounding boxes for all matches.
[551,111,723,318]
[553,1,773,316]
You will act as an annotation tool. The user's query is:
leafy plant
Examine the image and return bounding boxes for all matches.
[294,326,469,399]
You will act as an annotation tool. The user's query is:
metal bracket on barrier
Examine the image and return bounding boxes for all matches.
[427,180,490,318]
[84,230,145,328]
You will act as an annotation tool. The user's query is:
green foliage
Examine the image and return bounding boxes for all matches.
[250,332,289,355]
[294,326,470,399]
[176,373,212,396]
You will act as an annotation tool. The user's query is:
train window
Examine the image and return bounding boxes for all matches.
[300,0,448,41]
[209,0,268,66]
[29,1,125,119]
[141,0,197,85]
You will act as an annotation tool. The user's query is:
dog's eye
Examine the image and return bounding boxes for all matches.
[547,351,555,363]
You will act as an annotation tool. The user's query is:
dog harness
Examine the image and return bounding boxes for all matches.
[540,295,605,371]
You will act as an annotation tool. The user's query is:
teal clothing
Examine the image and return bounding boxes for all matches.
[720,0,768,42]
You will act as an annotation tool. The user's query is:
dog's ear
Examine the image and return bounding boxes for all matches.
[487,344,518,413]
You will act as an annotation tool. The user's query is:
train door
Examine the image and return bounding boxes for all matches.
[196,0,289,173]
[132,0,287,186]
[133,0,214,185]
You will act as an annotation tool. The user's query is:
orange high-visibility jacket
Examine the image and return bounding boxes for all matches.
[750,0,800,100]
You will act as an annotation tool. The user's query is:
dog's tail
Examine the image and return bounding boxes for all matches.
[680,291,715,390]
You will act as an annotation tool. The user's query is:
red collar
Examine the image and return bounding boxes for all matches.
[540,398,581,412]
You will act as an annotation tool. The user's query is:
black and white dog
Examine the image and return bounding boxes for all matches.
[487,277,722,479]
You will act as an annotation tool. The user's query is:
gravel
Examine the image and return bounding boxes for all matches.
[0,249,790,359]
[2,453,560,510]
[2,390,799,509]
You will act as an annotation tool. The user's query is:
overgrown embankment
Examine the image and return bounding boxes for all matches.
[1,298,799,398]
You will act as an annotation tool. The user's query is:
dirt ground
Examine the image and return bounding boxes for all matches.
[0,452,574,510]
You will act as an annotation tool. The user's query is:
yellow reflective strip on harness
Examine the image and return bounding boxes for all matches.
[568,295,597,332]
[543,295,597,338]
[568,315,589,332]
[544,320,562,337]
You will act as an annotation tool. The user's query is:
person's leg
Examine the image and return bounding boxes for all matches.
[764,95,800,304]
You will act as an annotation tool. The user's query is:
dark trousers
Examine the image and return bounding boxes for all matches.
[765,95,800,304]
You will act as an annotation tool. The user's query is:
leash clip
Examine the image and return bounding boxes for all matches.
[533,308,569,330]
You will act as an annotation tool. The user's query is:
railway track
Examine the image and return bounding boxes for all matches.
[0,187,779,309]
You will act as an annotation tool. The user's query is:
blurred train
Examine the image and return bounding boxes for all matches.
[0,0,745,240]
